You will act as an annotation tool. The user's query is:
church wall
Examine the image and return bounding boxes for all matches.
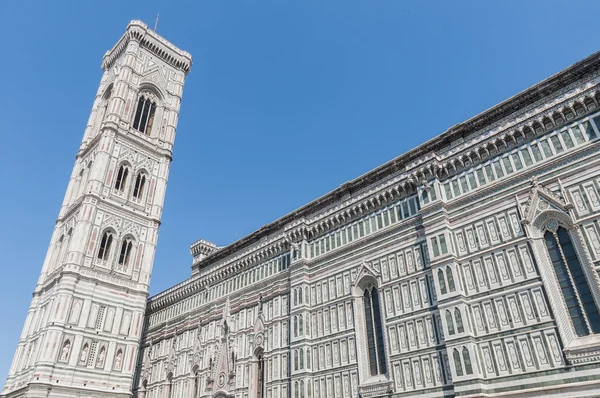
[137,64,600,398]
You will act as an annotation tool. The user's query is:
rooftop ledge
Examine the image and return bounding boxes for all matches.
[102,19,192,74]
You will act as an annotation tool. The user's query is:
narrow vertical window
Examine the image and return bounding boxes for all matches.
[363,285,387,376]
[257,354,264,398]
[438,269,447,295]
[447,268,456,292]
[455,308,464,333]
[299,348,304,369]
[114,165,129,192]
[117,239,133,267]
[453,349,463,376]
[97,231,113,261]
[545,227,600,336]
[446,310,455,335]
[463,347,473,375]
[294,350,299,370]
[132,173,146,200]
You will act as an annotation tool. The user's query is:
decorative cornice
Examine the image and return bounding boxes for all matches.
[102,20,192,74]
[188,49,600,276]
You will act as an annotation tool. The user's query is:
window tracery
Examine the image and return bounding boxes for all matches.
[97,231,114,262]
[114,164,129,193]
[117,238,134,269]
[544,225,600,336]
[132,172,147,201]
[363,284,387,376]
[133,92,157,135]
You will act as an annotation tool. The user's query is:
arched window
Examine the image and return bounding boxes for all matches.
[438,269,447,295]
[294,289,298,306]
[294,316,298,337]
[114,164,129,192]
[446,310,455,335]
[166,372,173,398]
[294,381,299,398]
[545,227,600,336]
[300,380,305,398]
[455,308,464,333]
[117,238,134,268]
[453,349,463,376]
[299,348,304,369]
[192,366,200,398]
[363,285,387,376]
[257,354,265,398]
[294,350,299,370]
[463,347,473,375]
[132,173,146,201]
[133,94,157,135]
[299,314,304,335]
[306,348,311,368]
[447,268,456,292]
[97,231,114,261]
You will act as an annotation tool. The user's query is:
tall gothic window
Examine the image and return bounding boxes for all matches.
[462,347,473,375]
[447,268,456,292]
[97,231,114,261]
[363,286,387,376]
[545,226,600,336]
[446,310,455,335]
[117,239,133,267]
[453,349,463,376]
[114,165,129,192]
[438,269,447,295]
[257,354,265,398]
[132,173,146,201]
[133,95,157,135]
[455,308,464,333]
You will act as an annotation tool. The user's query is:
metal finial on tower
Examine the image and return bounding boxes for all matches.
[154,13,160,32]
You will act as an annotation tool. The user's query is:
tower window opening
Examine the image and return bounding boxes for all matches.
[132,173,146,200]
[114,165,129,192]
[363,285,387,376]
[133,95,157,135]
[97,231,114,261]
[545,226,600,336]
[117,239,133,267]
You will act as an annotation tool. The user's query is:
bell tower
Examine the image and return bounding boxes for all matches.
[1,21,191,398]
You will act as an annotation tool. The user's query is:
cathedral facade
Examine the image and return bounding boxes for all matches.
[5,21,600,398]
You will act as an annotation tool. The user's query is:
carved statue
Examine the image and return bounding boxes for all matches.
[97,347,106,367]
[60,340,71,362]
[80,344,89,363]
[114,350,123,370]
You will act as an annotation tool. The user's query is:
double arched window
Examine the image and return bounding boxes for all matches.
[363,285,387,376]
[544,226,600,336]
[438,267,457,295]
[133,93,157,135]
[453,347,473,376]
[97,231,114,262]
[114,164,129,193]
[117,238,134,268]
[132,172,146,201]
[446,308,465,336]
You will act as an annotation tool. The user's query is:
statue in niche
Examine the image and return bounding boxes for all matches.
[60,340,71,362]
[97,346,106,367]
[114,350,123,370]
[79,344,89,363]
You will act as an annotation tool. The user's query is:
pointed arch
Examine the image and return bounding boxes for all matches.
[453,349,463,376]
[97,229,115,262]
[462,347,473,375]
[446,309,455,335]
[438,269,447,295]
[455,308,464,333]
[447,267,456,292]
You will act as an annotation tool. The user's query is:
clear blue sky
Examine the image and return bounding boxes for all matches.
[1,0,599,380]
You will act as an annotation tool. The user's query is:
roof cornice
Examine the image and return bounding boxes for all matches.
[190,49,600,270]
[101,20,192,74]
